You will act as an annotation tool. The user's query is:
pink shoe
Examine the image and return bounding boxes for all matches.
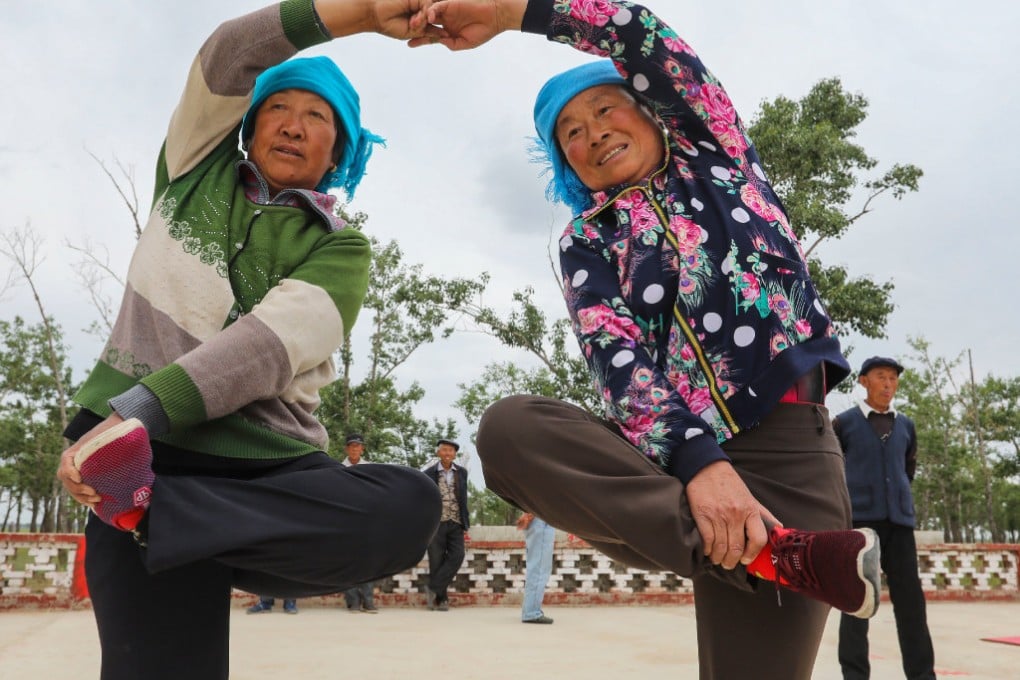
[73,418,154,531]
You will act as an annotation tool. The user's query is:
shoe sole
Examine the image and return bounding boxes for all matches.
[849,528,881,619]
[73,418,147,469]
[73,418,152,531]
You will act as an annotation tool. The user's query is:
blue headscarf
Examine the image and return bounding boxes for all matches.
[241,56,384,198]
[532,61,627,214]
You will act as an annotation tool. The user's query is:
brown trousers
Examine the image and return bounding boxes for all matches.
[477,395,851,680]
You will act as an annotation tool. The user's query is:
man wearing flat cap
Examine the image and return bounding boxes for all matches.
[422,439,469,611]
[834,357,936,679]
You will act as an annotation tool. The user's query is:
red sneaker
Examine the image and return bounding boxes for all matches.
[73,418,154,531]
[770,526,880,619]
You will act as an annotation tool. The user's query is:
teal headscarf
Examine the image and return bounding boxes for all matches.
[532,61,626,214]
[241,56,384,198]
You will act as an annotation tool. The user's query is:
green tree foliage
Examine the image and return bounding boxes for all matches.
[468,483,518,527]
[317,218,487,466]
[0,317,82,532]
[896,337,1019,542]
[748,77,922,339]
[459,288,600,421]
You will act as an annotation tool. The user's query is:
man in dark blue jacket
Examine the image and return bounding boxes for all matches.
[835,356,936,680]
[423,439,470,611]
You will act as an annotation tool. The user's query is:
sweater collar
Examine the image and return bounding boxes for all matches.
[236,160,348,232]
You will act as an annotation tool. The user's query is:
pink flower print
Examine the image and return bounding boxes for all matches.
[649,386,669,403]
[666,366,686,390]
[576,305,643,341]
[623,413,656,442]
[669,215,702,254]
[679,343,696,363]
[571,0,615,26]
[739,271,760,301]
[662,36,695,56]
[707,120,749,158]
[577,39,611,58]
[684,386,714,415]
[673,134,697,156]
[622,198,659,237]
[740,184,776,222]
[793,319,812,340]
[769,294,791,322]
[581,223,600,241]
[700,83,736,124]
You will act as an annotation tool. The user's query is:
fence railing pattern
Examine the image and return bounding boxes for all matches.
[2,533,1017,609]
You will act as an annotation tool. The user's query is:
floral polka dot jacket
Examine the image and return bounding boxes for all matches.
[523,0,850,483]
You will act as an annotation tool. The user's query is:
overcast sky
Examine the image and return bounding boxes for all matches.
[2,1,1018,483]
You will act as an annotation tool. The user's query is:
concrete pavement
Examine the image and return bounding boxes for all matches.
[1,601,1017,678]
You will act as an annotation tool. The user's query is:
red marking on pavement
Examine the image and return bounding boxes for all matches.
[981,636,1020,646]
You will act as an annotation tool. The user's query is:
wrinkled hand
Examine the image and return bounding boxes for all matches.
[685,461,780,570]
[516,512,534,531]
[56,413,127,508]
[410,0,512,50]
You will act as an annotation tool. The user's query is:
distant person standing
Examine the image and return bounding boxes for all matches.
[247,595,298,615]
[836,356,936,680]
[423,439,469,611]
[341,433,378,613]
[517,512,555,624]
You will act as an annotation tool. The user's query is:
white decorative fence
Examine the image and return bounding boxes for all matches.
[2,531,1017,610]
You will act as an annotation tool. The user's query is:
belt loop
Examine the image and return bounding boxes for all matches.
[812,404,824,435]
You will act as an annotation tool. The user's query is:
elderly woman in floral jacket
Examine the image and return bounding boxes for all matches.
[421,1,879,678]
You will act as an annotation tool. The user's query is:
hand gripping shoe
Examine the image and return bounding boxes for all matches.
[770,526,881,619]
[73,418,154,531]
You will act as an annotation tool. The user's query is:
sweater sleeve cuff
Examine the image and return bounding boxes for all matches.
[138,363,208,429]
[521,0,554,35]
[109,384,172,438]
[280,0,332,49]
[665,436,731,485]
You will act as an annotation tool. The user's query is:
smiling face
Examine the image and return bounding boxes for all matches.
[437,444,457,468]
[555,84,665,192]
[247,89,339,194]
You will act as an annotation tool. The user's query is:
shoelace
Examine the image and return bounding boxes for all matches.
[771,532,821,606]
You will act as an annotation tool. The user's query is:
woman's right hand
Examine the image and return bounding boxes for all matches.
[685,460,780,570]
[56,414,126,507]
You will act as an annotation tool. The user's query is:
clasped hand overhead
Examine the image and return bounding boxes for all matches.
[402,0,526,50]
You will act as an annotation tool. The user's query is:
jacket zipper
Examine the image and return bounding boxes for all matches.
[650,188,740,435]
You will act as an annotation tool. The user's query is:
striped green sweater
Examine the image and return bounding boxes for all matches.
[74,0,371,459]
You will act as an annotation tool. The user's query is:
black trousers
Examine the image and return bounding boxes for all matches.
[74,414,440,680]
[427,519,466,599]
[838,520,936,680]
[477,395,851,680]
